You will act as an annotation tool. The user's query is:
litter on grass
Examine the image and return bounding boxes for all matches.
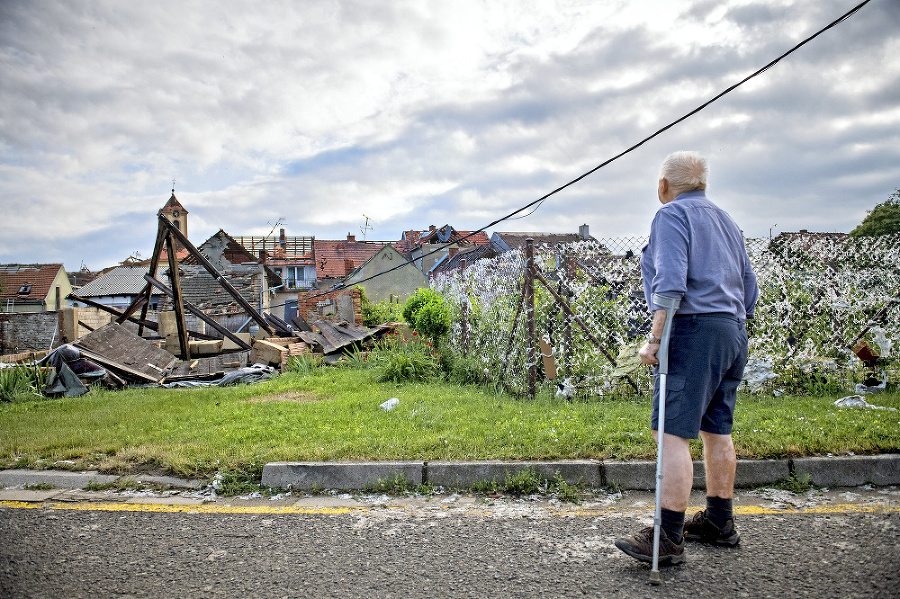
[834,395,897,411]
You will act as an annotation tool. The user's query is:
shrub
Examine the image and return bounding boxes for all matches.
[403,288,450,341]
[413,300,450,340]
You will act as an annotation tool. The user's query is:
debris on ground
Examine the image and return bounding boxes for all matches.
[834,395,897,411]
[2,318,392,396]
[380,398,399,411]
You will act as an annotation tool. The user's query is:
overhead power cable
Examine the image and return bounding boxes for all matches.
[294,0,872,304]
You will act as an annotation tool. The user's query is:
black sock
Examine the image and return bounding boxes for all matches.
[706,496,733,528]
[661,508,685,544]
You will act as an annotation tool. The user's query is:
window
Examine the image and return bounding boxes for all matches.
[17,284,32,295]
[280,266,315,289]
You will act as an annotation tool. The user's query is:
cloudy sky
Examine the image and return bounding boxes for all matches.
[1,0,898,272]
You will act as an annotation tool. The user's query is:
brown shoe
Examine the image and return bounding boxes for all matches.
[615,526,685,566]
[683,509,741,546]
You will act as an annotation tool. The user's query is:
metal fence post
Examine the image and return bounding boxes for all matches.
[525,238,536,400]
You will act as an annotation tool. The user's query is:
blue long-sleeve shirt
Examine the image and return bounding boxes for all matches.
[641,190,758,319]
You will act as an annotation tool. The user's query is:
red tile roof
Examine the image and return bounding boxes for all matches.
[313,239,390,280]
[0,264,65,303]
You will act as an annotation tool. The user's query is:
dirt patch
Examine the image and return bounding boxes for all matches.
[248,390,327,403]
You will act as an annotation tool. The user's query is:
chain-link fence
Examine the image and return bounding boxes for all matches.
[433,233,900,398]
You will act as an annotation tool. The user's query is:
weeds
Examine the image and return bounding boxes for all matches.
[370,333,442,383]
[24,483,54,491]
[364,473,417,494]
[84,478,144,492]
[471,467,582,502]
[284,353,324,375]
[0,365,43,402]
[771,471,815,494]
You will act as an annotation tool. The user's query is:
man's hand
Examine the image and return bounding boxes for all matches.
[639,342,660,365]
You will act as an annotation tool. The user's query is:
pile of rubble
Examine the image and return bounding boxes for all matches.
[1,317,390,397]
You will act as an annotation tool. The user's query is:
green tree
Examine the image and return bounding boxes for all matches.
[850,189,900,237]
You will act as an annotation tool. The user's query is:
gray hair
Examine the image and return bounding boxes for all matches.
[659,151,708,193]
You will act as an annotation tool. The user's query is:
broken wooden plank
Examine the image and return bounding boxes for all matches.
[310,320,382,355]
[297,330,329,353]
[291,314,313,332]
[136,220,170,335]
[74,322,176,383]
[69,294,159,331]
[165,351,250,381]
[166,232,191,360]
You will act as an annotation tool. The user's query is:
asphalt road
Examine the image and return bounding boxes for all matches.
[1,487,898,598]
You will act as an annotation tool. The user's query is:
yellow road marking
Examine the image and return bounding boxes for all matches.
[0,501,364,515]
[1,500,897,516]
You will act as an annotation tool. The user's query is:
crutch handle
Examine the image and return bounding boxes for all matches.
[651,294,680,374]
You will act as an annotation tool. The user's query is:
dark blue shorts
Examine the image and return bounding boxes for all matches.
[651,313,748,439]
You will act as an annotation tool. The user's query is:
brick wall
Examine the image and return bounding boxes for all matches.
[297,287,363,326]
[0,311,63,354]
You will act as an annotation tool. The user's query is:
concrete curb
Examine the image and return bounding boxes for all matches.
[2,455,898,494]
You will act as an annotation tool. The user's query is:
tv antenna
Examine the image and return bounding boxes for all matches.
[264,217,286,241]
[361,214,373,240]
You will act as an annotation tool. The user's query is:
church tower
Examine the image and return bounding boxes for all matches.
[158,189,189,240]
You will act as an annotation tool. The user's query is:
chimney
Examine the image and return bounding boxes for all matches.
[579,224,590,239]
[280,228,286,247]
[799,229,808,234]
[345,258,354,272]
[449,247,459,258]
[347,233,356,242]
[429,225,436,232]
[259,249,268,261]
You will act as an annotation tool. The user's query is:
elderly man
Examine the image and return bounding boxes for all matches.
[615,151,759,566]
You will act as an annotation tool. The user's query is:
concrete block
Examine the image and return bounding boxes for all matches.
[602,460,656,491]
[794,454,900,487]
[189,340,223,356]
[0,469,117,490]
[427,460,600,489]
[261,461,424,491]
[0,489,61,502]
[60,308,79,344]
[222,333,252,351]
[158,311,177,340]
[735,459,792,488]
[250,339,288,366]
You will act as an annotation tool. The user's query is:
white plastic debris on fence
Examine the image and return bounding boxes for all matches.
[742,357,777,394]
[380,398,399,411]
[834,395,897,411]
[555,378,574,399]
[872,327,893,358]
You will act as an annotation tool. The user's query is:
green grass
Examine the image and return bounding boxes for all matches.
[0,367,898,479]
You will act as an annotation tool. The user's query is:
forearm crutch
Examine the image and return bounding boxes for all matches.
[650,293,680,585]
